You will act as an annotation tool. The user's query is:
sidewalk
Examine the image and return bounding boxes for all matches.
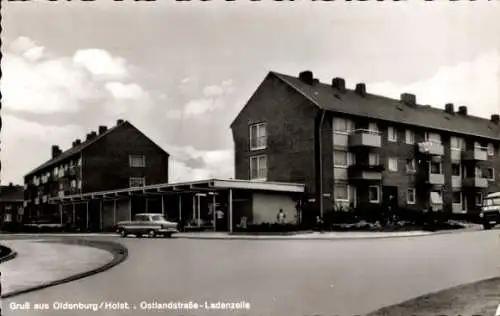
[0,239,114,296]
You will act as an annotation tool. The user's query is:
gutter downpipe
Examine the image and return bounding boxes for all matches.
[318,109,326,218]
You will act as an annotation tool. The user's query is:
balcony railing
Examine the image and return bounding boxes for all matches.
[347,164,384,181]
[463,177,488,188]
[462,147,488,161]
[417,141,444,156]
[428,173,445,186]
[348,129,381,148]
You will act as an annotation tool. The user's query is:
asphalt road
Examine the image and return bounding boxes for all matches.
[3,230,500,316]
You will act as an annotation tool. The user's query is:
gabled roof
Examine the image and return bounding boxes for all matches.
[0,185,24,202]
[271,71,500,141]
[25,120,127,178]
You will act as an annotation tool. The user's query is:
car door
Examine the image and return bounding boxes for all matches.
[131,215,144,234]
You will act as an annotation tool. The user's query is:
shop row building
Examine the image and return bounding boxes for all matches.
[1,70,499,231]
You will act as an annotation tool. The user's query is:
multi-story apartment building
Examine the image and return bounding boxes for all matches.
[231,70,500,217]
[23,119,169,228]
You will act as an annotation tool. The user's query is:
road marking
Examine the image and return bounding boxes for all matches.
[495,303,500,316]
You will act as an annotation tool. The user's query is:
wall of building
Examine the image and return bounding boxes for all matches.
[231,74,318,192]
[82,122,169,193]
[251,192,297,225]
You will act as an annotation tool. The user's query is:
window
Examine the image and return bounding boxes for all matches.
[129,155,146,168]
[77,158,82,166]
[475,193,483,206]
[369,153,380,166]
[475,166,483,178]
[425,132,441,143]
[452,192,462,204]
[250,155,267,180]
[334,184,349,201]
[249,123,267,150]
[77,180,82,189]
[388,157,398,172]
[333,118,354,134]
[70,180,77,188]
[405,130,415,145]
[407,188,416,204]
[388,126,397,142]
[487,143,495,156]
[451,163,461,177]
[430,161,442,174]
[368,122,379,133]
[334,150,348,167]
[406,159,416,173]
[369,185,380,203]
[451,137,465,151]
[129,177,146,188]
[430,191,443,205]
[487,167,495,180]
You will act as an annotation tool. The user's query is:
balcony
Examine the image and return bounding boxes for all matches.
[417,141,444,156]
[463,177,488,188]
[450,149,462,161]
[462,147,488,161]
[348,129,381,148]
[428,173,445,186]
[347,164,384,181]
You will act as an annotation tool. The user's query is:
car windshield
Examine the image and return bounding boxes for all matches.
[483,198,500,207]
[151,215,166,221]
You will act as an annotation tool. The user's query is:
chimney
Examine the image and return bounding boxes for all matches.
[491,114,500,124]
[331,77,346,91]
[400,93,416,106]
[98,125,108,135]
[117,119,125,125]
[51,145,61,158]
[75,139,81,146]
[86,131,97,141]
[444,103,455,114]
[458,106,468,116]
[9,182,13,187]
[298,71,314,85]
[355,83,367,97]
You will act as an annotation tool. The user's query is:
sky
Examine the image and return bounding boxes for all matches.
[1,1,499,185]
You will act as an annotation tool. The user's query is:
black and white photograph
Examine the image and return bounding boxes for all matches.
[0,0,500,315]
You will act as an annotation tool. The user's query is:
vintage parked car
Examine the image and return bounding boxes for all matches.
[480,192,500,230]
[116,213,178,238]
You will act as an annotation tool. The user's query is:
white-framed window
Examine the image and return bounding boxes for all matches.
[249,123,267,151]
[451,163,461,177]
[369,153,380,166]
[475,192,483,206]
[77,158,82,166]
[452,191,462,205]
[388,157,398,172]
[129,177,146,188]
[387,126,397,142]
[129,154,146,168]
[368,122,379,133]
[425,132,441,144]
[333,150,349,168]
[333,118,354,134]
[368,185,380,203]
[70,180,77,188]
[487,167,495,181]
[334,183,349,201]
[451,137,465,151]
[407,188,416,204]
[487,143,495,156]
[77,180,82,189]
[475,166,483,178]
[406,159,416,173]
[430,161,442,174]
[250,155,267,180]
[405,129,415,145]
[53,168,58,177]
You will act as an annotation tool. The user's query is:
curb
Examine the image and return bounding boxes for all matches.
[0,239,128,299]
[0,245,18,265]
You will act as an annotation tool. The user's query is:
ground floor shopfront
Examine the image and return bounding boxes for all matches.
[35,179,304,232]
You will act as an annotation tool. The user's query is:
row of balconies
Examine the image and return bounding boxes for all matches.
[346,164,490,188]
[347,130,489,161]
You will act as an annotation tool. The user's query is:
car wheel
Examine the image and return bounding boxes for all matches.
[120,229,128,238]
[148,230,156,238]
[164,233,172,238]
[484,223,492,230]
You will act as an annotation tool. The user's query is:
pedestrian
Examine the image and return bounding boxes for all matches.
[216,209,225,231]
[276,209,286,225]
[315,215,324,232]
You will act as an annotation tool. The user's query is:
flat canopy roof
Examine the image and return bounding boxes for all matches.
[49,178,305,202]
